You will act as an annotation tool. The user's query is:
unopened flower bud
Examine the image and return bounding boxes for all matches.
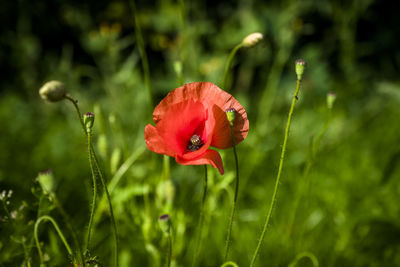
[327,92,337,109]
[225,108,236,126]
[84,112,95,133]
[295,59,306,80]
[37,169,55,195]
[158,214,171,234]
[39,81,66,102]
[242,32,263,48]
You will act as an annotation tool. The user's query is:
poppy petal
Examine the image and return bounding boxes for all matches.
[144,124,176,157]
[176,149,224,175]
[155,99,208,156]
[152,82,249,148]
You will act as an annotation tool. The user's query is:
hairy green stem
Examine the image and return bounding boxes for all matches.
[65,95,119,266]
[222,44,243,90]
[224,126,240,261]
[91,146,119,266]
[249,78,302,267]
[86,132,97,252]
[192,165,208,267]
[34,215,75,266]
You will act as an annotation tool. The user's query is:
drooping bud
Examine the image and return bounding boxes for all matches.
[242,32,263,48]
[225,108,236,126]
[295,59,306,80]
[39,81,66,102]
[327,92,337,109]
[37,169,56,195]
[158,214,171,234]
[84,112,95,133]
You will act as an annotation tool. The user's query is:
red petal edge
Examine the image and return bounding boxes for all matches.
[176,149,224,175]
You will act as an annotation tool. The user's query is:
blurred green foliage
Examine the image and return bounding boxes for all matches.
[1,0,400,266]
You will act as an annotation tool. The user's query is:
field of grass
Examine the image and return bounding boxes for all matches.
[1,0,400,266]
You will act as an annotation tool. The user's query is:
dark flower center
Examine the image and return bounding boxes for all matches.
[187,134,204,152]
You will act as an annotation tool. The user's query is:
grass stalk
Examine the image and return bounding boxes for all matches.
[192,165,208,267]
[249,77,302,267]
[224,125,240,261]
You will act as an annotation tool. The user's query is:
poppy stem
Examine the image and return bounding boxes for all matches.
[86,131,97,253]
[222,44,243,91]
[249,77,302,267]
[34,215,76,266]
[166,232,172,267]
[224,125,240,261]
[90,140,119,267]
[192,165,208,267]
[65,96,119,266]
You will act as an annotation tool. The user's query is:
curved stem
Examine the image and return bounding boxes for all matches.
[224,126,240,261]
[221,261,239,267]
[34,215,75,266]
[86,132,97,252]
[52,195,85,267]
[222,44,243,90]
[64,95,86,136]
[249,79,302,267]
[288,251,319,267]
[192,165,208,267]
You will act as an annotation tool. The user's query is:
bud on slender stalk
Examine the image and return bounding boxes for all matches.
[39,81,67,102]
[225,108,236,126]
[158,214,171,234]
[295,59,306,81]
[37,169,56,195]
[327,92,337,109]
[84,112,95,133]
[242,32,263,48]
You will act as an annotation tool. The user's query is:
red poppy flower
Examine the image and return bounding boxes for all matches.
[144,82,249,174]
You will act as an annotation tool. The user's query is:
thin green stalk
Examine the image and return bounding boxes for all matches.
[130,0,153,114]
[65,95,118,266]
[192,165,208,267]
[34,215,75,266]
[52,195,85,267]
[249,78,302,267]
[86,132,97,252]
[222,44,243,90]
[224,126,240,261]
[166,233,172,267]
[65,95,86,136]
[91,146,119,267]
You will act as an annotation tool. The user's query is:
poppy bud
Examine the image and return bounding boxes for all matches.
[327,92,336,109]
[39,81,67,102]
[158,214,171,234]
[37,169,55,195]
[242,32,263,48]
[84,112,95,133]
[295,59,306,80]
[225,108,236,126]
